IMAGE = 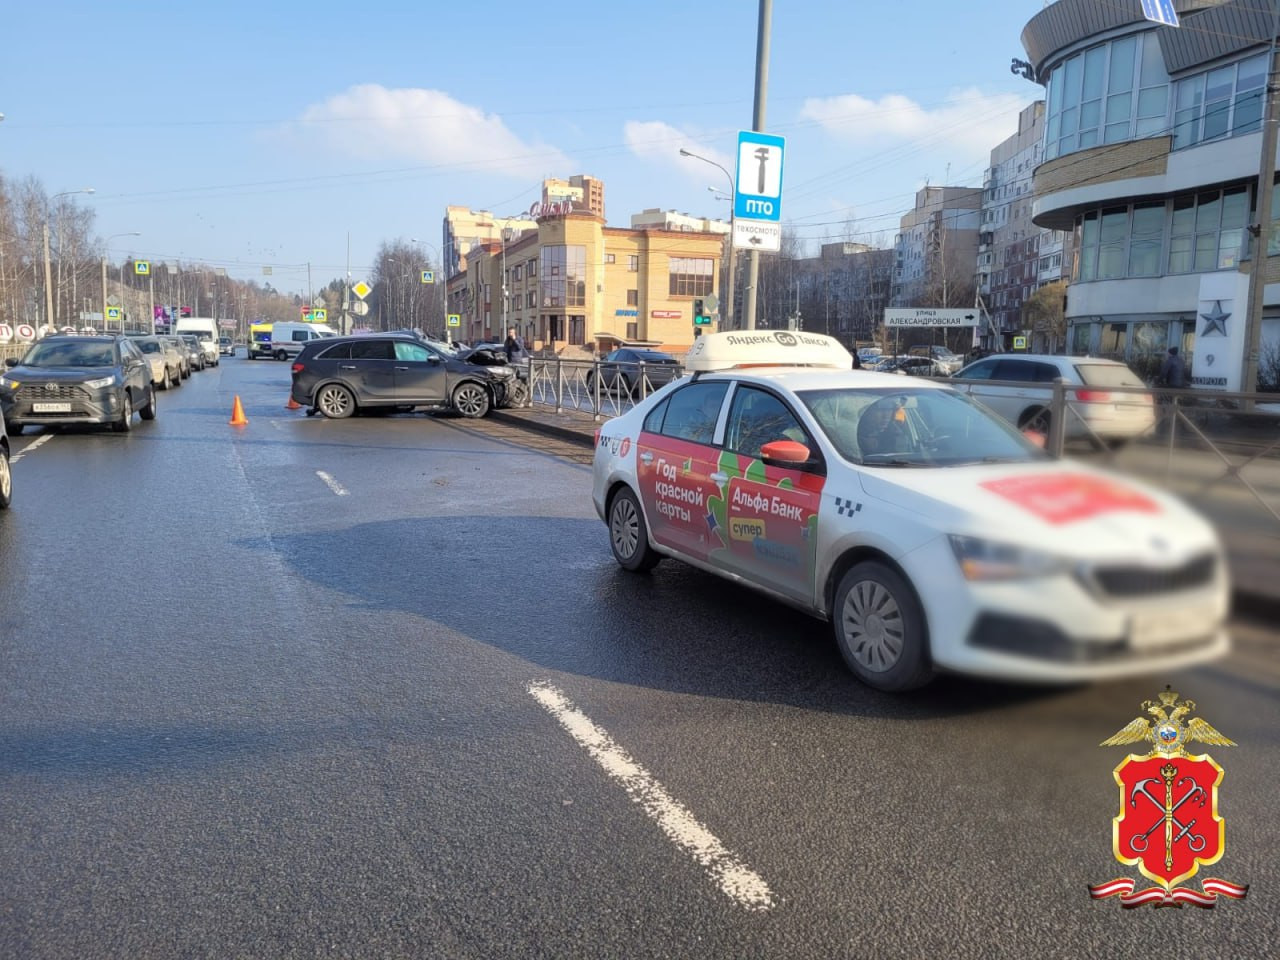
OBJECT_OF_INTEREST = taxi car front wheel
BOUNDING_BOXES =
[833,561,931,691]
[608,487,660,572]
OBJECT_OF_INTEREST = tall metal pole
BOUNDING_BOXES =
[42,220,54,329]
[744,0,772,330]
[1243,8,1280,399]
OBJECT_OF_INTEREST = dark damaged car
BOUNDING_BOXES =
[289,332,518,419]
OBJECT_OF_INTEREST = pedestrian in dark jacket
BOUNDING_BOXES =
[1159,347,1187,388]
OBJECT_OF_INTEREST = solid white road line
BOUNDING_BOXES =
[527,680,776,912]
[315,470,348,496]
[10,435,53,462]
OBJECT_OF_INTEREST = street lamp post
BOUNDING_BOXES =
[102,231,140,333]
[42,188,94,331]
[680,149,736,329]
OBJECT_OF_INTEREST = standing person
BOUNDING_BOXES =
[504,326,527,363]
[1159,346,1186,388]
[851,348,862,370]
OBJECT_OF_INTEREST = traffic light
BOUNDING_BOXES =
[692,298,711,326]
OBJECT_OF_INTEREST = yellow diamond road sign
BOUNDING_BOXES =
[352,281,371,300]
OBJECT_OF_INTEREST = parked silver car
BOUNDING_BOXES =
[950,353,1155,443]
[133,336,184,389]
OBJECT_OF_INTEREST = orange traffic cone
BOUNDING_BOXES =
[285,395,301,410]
[229,395,249,426]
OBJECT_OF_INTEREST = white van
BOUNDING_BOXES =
[269,322,338,360]
[174,317,221,366]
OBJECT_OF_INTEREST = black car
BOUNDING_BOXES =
[586,348,682,395]
[453,343,530,406]
[289,333,516,419]
[0,335,157,433]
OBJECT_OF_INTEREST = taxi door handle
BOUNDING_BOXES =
[710,472,728,484]
[640,452,654,464]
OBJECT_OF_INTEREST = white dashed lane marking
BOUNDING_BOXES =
[527,680,776,912]
[316,470,348,496]
[10,435,53,462]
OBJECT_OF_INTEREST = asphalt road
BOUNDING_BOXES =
[1,355,1275,959]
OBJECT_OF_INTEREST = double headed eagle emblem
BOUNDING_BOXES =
[1100,686,1235,759]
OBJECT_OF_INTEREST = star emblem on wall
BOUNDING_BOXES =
[1199,300,1230,337]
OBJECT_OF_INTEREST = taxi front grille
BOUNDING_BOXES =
[1089,553,1216,598]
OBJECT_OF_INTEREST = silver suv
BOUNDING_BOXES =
[950,354,1155,442]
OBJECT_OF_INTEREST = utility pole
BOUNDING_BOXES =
[1243,8,1280,399]
[743,0,772,330]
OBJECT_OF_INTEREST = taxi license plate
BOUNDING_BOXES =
[1130,605,1218,650]
[32,402,71,413]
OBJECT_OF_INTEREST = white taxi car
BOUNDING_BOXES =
[591,331,1229,691]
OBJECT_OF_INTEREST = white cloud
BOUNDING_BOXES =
[625,121,733,181]
[800,88,1034,162]
[293,84,569,178]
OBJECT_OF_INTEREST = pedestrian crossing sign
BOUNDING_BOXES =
[134,260,150,275]
[106,306,122,321]
[447,314,461,327]
[421,270,435,284]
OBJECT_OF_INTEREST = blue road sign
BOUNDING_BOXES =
[734,130,786,223]
[1140,0,1179,27]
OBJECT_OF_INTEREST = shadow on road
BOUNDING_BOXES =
[255,515,1076,722]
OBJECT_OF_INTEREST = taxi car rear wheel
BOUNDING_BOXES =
[832,561,931,691]
[608,487,660,572]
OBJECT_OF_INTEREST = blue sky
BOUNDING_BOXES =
[2,1,1043,295]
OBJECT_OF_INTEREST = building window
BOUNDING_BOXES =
[604,254,616,264]
[528,259,537,278]
[668,256,714,297]
[569,316,585,345]
[626,289,638,306]
[549,316,563,341]
[626,321,638,340]
[514,264,522,281]
[540,245,586,309]
[1044,33,1169,160]
[1173,53,1266,149]
[628,255,639,272]
[527,291,536,308]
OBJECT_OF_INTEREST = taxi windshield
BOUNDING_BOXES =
[798,386,1045,467]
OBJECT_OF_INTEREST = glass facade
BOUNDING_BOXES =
[1073,186,1250,281]
[1044,33,1168,160]
[1172,54,1265,149]
[539,245,586,309]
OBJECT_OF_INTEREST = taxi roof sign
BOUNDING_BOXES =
[682,330,853,372]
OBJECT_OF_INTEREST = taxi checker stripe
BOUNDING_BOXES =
[834,497,862,517]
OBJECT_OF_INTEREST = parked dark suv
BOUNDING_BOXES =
[290,333,516,419]
[1,335,157,433]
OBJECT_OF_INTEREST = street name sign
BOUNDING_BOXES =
[734,130,785,223]
[883,307,981,328]
[732,219,781,252]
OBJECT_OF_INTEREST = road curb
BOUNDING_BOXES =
[491,408,597,447]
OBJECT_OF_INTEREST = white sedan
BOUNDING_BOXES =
[591,331,1230,691]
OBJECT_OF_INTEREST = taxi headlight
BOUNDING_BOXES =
[949,535,1071,581]
[84,375,118,390]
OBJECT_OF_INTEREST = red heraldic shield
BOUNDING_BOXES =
[1113,754,1225,889]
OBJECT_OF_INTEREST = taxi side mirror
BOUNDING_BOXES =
[760,439,812,468]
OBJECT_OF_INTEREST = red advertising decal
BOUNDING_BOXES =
[979,472,1159,524]
[650,310,682,319]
